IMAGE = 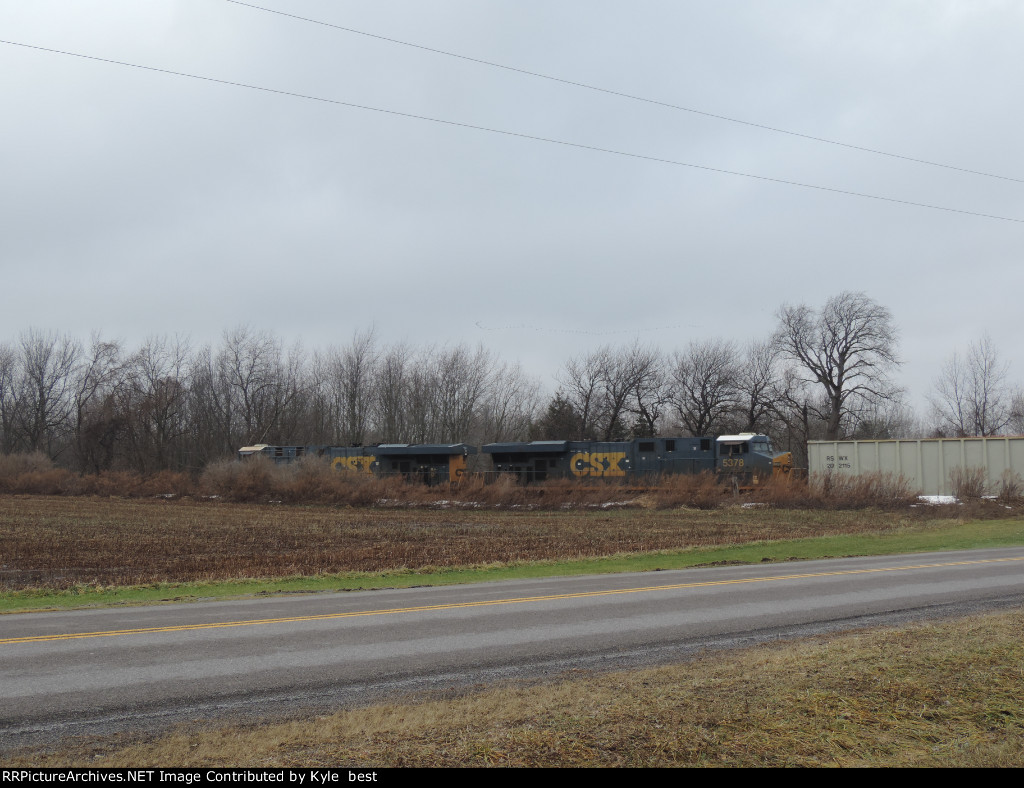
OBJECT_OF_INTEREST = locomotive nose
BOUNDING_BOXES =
[773,452,793,474]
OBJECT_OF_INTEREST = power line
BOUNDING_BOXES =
[227,0,1024,185]
[2,38,1022,225]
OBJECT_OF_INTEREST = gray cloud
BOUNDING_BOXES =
[2,0,1022,409]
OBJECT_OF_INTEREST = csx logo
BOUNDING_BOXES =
[570,452,628,477]
[332,455,376,474]
[449,455,468,482]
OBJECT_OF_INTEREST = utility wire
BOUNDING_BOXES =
[3,38,1022,225]
[227,0,1023,185]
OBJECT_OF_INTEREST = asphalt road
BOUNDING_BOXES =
[3,546,1024,750]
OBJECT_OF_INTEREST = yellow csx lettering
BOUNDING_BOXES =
[449,455,468,482]
[570,452,627,477]
[332,455,376,474]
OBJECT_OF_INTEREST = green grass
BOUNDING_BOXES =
[4,515,1023,614]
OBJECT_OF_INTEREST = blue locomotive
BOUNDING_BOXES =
[237,443,476,485]
[239,433,792,486]
[483,433,791,486]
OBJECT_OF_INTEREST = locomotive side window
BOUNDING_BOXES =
[700,439,711,451]
[665,440,675,452]
[639,442,655,453]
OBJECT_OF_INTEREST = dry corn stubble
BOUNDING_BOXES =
[0,493,942,591]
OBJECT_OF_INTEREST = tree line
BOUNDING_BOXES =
[1,292,1021,473]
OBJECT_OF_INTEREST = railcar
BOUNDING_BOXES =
[237,443,476,484]
[240,433,792,486]
[483,433,792,486]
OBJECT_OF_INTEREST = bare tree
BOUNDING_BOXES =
[0,342,18,453]
[558,342,665,440]
[372,343,411,443]
[13,329,81,456]
[851,399,921,439]
[929,333,1013,436]
[558,348,611,440]
[319,328,379,445]
[775,291,901,440]
[121,335,192,471]
[533,391,582,440]
[1009,390,1024,436]
[202,327,306,452]
[477,360,540,442]
[628,353,670,438]
[403,351,440,444]
[734,340,779,433]
[72,334,126,472]
[433,344,494,442]
[670,339,740,436]
[765,364,822,469]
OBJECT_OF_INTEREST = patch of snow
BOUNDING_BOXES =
[917,495,957,505]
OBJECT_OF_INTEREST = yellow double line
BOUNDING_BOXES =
[3,556,1022,645]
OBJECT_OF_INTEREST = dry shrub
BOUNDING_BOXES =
[200,456,291,502]
[949,466,988,501]
[0,453,197,498]
[649,472,725,510]
[535,477,631,508]
[339,474,428,507]
[0,451,55,477]
[137,470,195,497]
[750,474,815,508]
[996,469,1022,503]
[78,471,150,497]
[751,472,918,510]
[450,475,651,510]
[199,456,434,506]
[7,468,75,495]
[451,473,506,506]
[0,452,74,494]
[286,456,347,502]
[805,471,919,510]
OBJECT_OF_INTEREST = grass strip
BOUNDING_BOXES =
[4,516,1023,613]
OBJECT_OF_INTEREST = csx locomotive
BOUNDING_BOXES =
[237,442,476,485]
[239,433,793,486]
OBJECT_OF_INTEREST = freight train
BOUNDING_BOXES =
[238,433,793,487]
[237,442,476,485]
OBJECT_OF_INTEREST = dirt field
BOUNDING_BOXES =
[0,493,981,591]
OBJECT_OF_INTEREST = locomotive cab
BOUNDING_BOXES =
[716,433,791,485]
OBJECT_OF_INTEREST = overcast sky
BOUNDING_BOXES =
[2,0,1022,411]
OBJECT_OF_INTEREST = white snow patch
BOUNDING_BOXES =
[917,495,957,505]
